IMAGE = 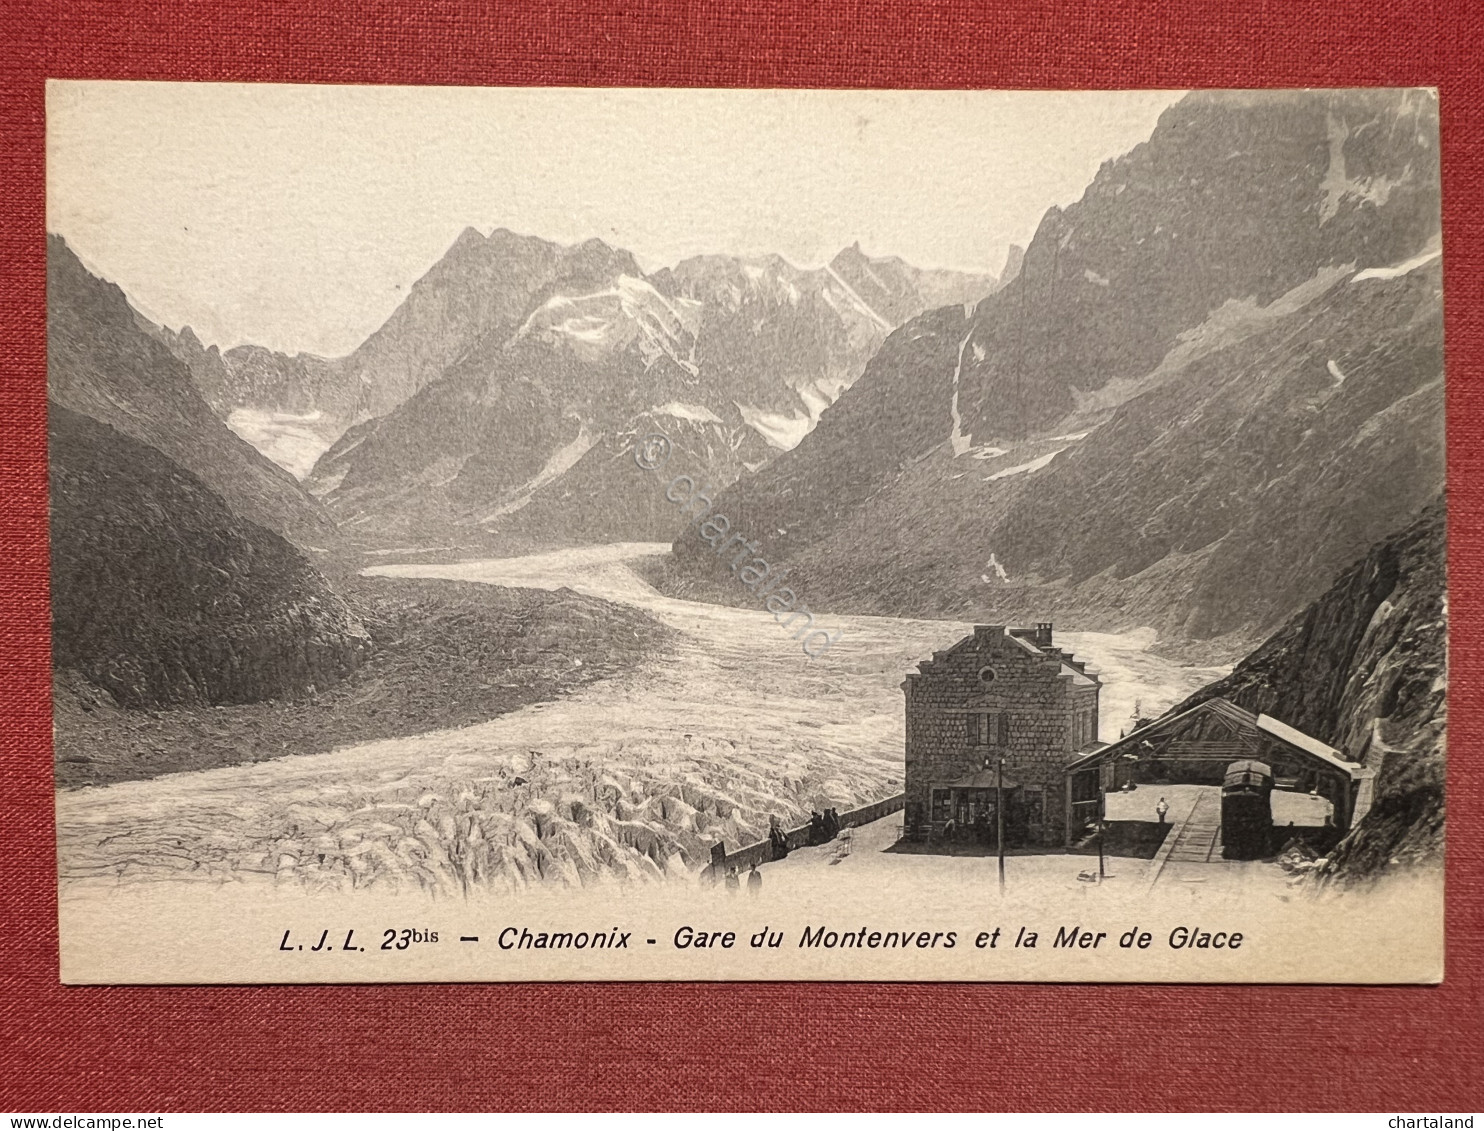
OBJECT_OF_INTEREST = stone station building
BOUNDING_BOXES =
[902,623,1101,847]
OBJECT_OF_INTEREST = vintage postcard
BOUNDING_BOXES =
[47,83,1445,983]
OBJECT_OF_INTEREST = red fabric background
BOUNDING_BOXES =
[3,0,1482,1112]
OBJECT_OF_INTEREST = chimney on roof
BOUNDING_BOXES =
[1035,622,1053,648]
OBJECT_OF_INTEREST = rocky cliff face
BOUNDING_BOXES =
[49,404,369,708]
[306,308,760,544]
[1174,499,1445,880]
[48,236,338,548]
[955,88,1439,440]
[669,89,1443,653]
[997,244,1025,288]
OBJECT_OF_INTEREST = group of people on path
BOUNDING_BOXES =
[766,807,844,858]
[808,808,843,846]
[718,806,849,892]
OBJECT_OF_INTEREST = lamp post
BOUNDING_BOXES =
[991,757,1034,894]
[1096,766,1110,881]
[996,756,1006,894]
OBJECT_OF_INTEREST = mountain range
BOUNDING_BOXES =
[665,87,1444,655]
[46,228,1000,705]
[301,237,996,544]
[50,88,1447,665]
[147,230,999,545]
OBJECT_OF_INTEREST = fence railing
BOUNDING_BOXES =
[706,793,906,878]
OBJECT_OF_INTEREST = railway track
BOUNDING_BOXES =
[1165,789,1223,863]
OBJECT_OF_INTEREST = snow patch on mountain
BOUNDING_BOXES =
[655,402,723,424]
[735,377,848,452]
[515,275,703,375]
[1071,265,1353,420]
[968,444,1008,460]
[986,446,1073,481]
[224,409,337,480]
[1352,245,1442,283]
[823,263,893,332]
[948,331,974,457]
[737,403,815,451]
[798,383,834,420]
[480,424,599,522]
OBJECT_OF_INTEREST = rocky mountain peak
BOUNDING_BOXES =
[450,224,487,250]
[998,244,1025,286]
[828,241,869,271]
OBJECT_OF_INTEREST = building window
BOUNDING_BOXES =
[1073,710,1093,748]
[978,666,997,686]
[1023,787,1045,824]
[968,712,1011,747]
[932,789,952,822]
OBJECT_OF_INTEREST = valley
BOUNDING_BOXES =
[663,90,1444,655]
[55,543,1227,894]
[46,86,1449,911]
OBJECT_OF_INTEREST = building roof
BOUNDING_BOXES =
[1255,714,1356,775]
[1064,696,1362,780]
[1226,759,1273,776]
[1062,663,1099,688]
[910,624,1101,686]
[1004,633,1044,657]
